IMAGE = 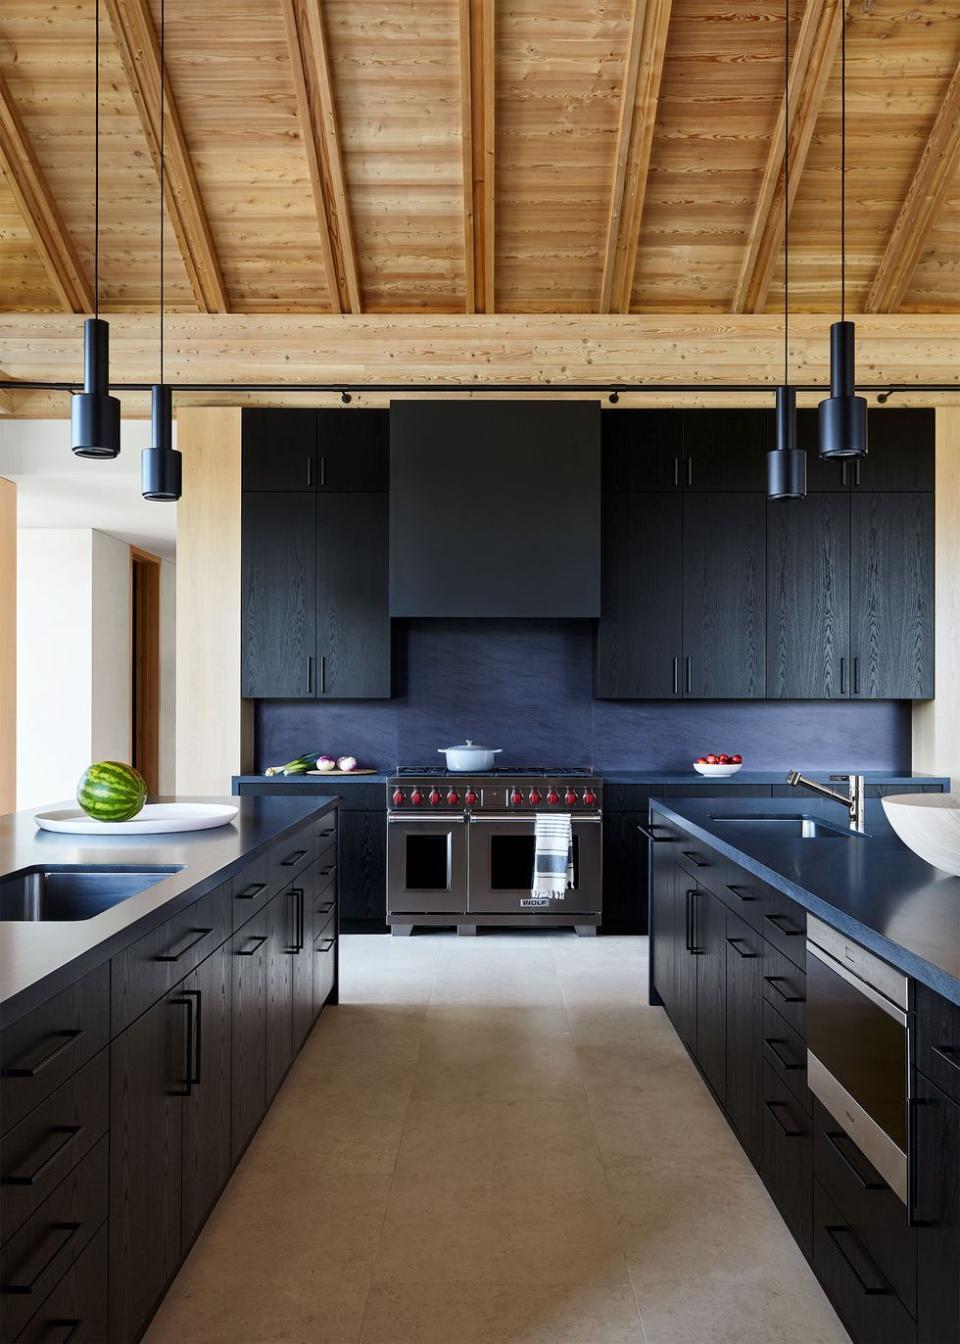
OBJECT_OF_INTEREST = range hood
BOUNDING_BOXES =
[389,401,601,618]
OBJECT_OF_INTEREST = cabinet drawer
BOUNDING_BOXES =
[13,1221,108,1344]
[112,880,231,1032]
[761,999,810,1113]
[0,1136,107,1342]
[271,831,314,886]
[1,1051,108,1244]
[813,1179,917,1344]
[759,894,806,971]
[761,1060,813,1258]
[763,944,807,1038]
[0,966,110,1137]
[813,1101,916,1316]
[915,982,960,1105]
[313,913,336,1012]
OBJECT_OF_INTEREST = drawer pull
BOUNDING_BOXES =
[4,1031,83,1079]
[155,927,213,963]
[764,1036,803,1071]
[316,938,335,953]
[763,912,803,937]
[932,1043,960,1074]
[764,975,804,1004]
[2,1221,80,1294]
[281,849,308,867]
[764,1098,805,1138]
[726,884,756,902]
[824,1129,887,1191]
[236,934,268,957]
[3,1126,82,1186]
[726,936,758,959]
[825,1224,890,1296]
[681,850,710,868]
[236,882,267,901]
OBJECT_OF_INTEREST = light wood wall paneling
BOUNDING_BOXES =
[175,408,251,795]
[0,68,94,314]
[459,0,496,314]
[105,0,228,314]
[913,408,960,789]
[0,478,15,814]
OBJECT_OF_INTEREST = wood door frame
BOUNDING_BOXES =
[131,546,161,796]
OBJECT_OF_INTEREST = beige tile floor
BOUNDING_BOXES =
[145,933,850,1344]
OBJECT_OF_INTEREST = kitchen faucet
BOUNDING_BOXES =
[786,771,866,833]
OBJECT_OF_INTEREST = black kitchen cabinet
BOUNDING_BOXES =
[850,492,934,699]
[316,409,389,490]
[725,907,764,1165]
[595,493,683,698]
[767,492,851,698]
[602,410,684,491]
[316,493,391,698]
[695,885,727,1104]
[180,943,232,1250]
[682,410,770,492]
[914,1073,960,1344]
[241,492,317,698]
[242,409,316,491]
[265,889,294,1100]
[230,915,269,1164]
[682,494,766,698]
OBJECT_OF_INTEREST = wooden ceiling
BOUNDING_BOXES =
[0,0,958,321]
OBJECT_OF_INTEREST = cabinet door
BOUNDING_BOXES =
[265,890,294,1099]
[695,887,726,1104]
[650,839,677,1012]
[316,493,391,698]
[316,409,389,490]
[683,494,766,698]
[850,492,934,698]
[181,944,232,1249]
[915,1073,960,1344]
[673,876,699,1052]
[858,409,935,491]
[231,916,268,1165]
[601,410,683,491]
[290,881,314,1051]
[595,493,683,698]
[725,908,764,1165]
[767,493,851,698]
[683,410,769,491]
[242,409,316,490]
[110,991,186,1342]
[241,492,317,698]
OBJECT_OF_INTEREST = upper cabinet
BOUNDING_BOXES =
[242,409,389,492]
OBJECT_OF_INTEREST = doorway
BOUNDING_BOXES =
[131,548,161,796]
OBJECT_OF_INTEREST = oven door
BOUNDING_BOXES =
[387,816,467,914]
[466,816,602,915]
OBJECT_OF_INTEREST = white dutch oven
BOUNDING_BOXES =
[439,741,502,772]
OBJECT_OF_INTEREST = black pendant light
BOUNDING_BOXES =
[767,0,806,501]
[142,0,182,502]
[72,0,120,458]
[819,3,867,460]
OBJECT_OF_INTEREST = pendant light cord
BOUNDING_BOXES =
[784,0,789,387]
[94,0,100,321]
[159,0,165,385]
[840,1,846,324]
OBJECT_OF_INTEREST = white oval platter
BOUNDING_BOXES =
[34,803,239,836]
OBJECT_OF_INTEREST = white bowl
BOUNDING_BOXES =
[881,793,960,876]
[692,762,743,778]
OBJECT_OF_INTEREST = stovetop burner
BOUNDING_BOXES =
[394,765,594,779]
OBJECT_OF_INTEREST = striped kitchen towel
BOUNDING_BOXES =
[532,812,574,899]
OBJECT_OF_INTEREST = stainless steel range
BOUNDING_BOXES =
[386,767,603,936]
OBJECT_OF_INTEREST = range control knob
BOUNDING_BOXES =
[429,788,442,806]
[564,789,578,806]
[392,789,405,806]
[529,789,542,805]
[465,789,478,806]
[511,789,524,806]
[547,790,561,805]
[583,789,597,807]
[411,789,424,806]
[447,790,460,806]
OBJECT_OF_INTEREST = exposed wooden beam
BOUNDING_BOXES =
[105,0,228,313]
[459,0,495,314]
[731,0,844,315]
[0,69,94,314]
[282,0,361,315]
[865,60,960,314]
[599,0,673,314]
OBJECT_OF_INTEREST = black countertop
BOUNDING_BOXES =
[0,795,338,1025]
[649,795,960,1004]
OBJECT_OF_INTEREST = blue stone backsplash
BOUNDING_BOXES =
[254,620,911,773]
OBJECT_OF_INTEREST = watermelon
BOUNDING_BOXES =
[77,761,147,822]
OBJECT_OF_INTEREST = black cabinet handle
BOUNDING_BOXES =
[932,1043,960,1074]
[672,656,680,695]
[763,911,803,937]
[726,936,758,959]
[3,1126,82,1187]
[764,1098,805,1138]
[3,1031,83,1079]
[2,1222,81,1294]
[824,1129,886,1191]
[825,1224,890,1296]
[155,927,213,963]
[726,883,755,903]
[637,824,674,844]
[317,938,335,953]
[684,656,692,694]
[764,1036,803,1072]
[236,934,268,957]
[281,849,308,868]
[764,975,804,1004]
[237,882,267,901]
[681,850,710,869]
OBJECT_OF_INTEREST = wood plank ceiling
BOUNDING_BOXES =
[0,0,957,319]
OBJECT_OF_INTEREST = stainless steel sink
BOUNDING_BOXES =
[0,866,182,921]
[709,814,857,839]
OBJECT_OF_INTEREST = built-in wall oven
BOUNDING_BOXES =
[806,915,910,1203]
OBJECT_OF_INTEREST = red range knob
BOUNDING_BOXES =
[511,789,524,806]
[411,789,423,806]
[583,790,597,806]
[547,790,560,805]
[465,789,478,805]
[392,789,405,805]
[529,790,542,805]
[564,789,578,806]
[429,788,442,806]
[447,790,460,806]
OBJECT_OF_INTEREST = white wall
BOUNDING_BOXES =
[17,529,131,810]
[159,558,177,794]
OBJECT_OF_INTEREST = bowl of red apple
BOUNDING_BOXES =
[693,754,743,778]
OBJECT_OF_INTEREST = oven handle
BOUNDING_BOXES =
[468,815,603,824]
[387,815,466,823]
[806,941,908,1027]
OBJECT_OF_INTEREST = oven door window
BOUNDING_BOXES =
[490,834,579,891]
